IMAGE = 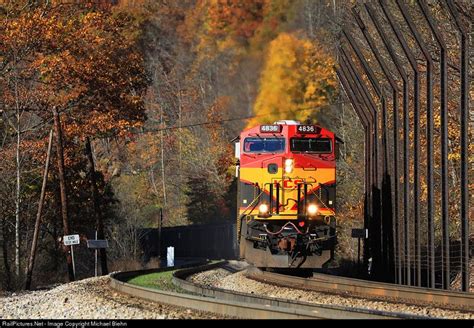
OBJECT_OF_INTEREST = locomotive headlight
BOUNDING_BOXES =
[284,158,294,173]
[259,204,269,214]
[307,204,318,216]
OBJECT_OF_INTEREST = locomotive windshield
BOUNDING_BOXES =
[290,138,332,153]
[244,137,285,153]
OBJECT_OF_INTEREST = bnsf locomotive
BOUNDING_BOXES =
[235,120,337,269]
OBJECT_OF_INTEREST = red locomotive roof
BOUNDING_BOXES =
[240,121,334,139]
[239,121,336,169]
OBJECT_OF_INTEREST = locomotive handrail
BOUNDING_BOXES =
[239,189,265,218]
[311,184,336,217]
[237,189,265,242]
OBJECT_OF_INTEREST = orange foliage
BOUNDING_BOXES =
[206,96,234,177]
[207,0,265,39]
[1,4,148,141]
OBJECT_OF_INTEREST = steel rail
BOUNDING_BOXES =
[172,262,426,319]
[110,275,315,319]
[247,269,474,311]
[109,261,424,319]
[109,261,320,319]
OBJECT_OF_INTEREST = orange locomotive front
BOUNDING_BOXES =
[235,120,337,268]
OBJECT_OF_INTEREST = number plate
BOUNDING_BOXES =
[260,125,282,133]
[296,125,320,134]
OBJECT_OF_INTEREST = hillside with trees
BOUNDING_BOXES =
[0,0,366,290]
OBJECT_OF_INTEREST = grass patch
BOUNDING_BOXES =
[127,270,184,292]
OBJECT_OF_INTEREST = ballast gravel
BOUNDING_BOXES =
[0,275,223,319]
[189,269,474,319]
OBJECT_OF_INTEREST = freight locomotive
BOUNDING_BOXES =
[235,120,337,269]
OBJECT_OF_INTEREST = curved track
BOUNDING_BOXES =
[110,261,426,319]
[246,267,474,311]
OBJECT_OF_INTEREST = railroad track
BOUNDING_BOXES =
[110,261,427,319]
[246,267,474,312]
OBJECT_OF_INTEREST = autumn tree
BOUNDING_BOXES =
[0,1,148,288]
[0,3,54,284]
[249,32,336,126]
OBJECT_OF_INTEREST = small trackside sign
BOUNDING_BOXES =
[87,239,109,249]
[351,228,368,239]
[63,234,80,246]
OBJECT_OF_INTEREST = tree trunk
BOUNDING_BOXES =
[176,77,182,169]
[85,137,108,275]
[13,59,21,279]
[160,105,167,207]
[53,107,75,282]
[25,129,54,290]
[15,106,20,278]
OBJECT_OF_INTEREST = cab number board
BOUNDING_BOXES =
[260,125,282,133]
[297,125,320,134]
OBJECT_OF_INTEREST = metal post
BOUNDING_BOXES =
[365,2,410,284]
[341,33,382,192]
[445,0,470,292]
[342,0,470,291]
[396,0,435,289]
[379,0,421,287]
[339,61,374,272]
[340,57,373,200]
[71,244,76,278]
[340,50,377,184]
[358,237,361,266]
[337,67,371,195]
[337,68,372,228]
[95,231,98,277]
[340,47,383,279]
[352,7,401,284]
[343,28,393,281]
[418,1,450,289]
[337,69,370,195]
[338,66,372,272]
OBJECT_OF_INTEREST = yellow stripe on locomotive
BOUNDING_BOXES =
[238,166,336,219]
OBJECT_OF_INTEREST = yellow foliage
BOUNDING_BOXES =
[248,32,336,127]
[190,0,293,67]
